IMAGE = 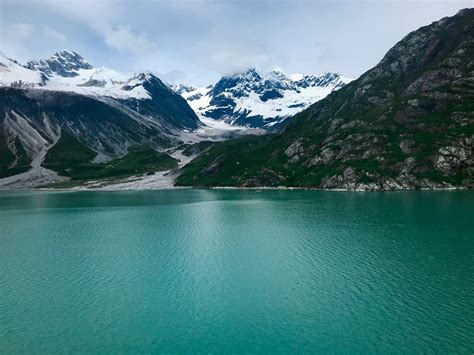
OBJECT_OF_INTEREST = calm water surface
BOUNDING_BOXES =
[0,190,473,353]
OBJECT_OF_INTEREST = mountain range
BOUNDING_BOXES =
[174,69,352,129]
[176,8,474,190]
[0,49,350,187]
[0,50,199,130]
[0,8,472,190]
[0,50,202,186]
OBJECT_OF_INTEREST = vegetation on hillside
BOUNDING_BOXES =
[0,135,31,178]
[176,9,474,190]
[42,131,178,181]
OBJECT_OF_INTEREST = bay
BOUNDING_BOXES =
[0,190,473,353]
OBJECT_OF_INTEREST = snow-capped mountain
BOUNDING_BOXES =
[25,50,94,76]
[0,52,47,88]
[174,68,353,129]
[0,49,351,185]
[2,50,157,101]
[0,50,204,184]
[0,50,199,130]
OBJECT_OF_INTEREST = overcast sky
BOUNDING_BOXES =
[1,0,472,85]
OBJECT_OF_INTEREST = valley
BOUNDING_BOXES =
[0,8,472,190]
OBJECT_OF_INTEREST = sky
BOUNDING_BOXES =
[1,0,472,85]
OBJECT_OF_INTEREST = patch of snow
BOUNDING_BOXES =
[42,68,152,100]
[288,73,304,81]
[0,51,154,100]
[174,68,355,127]
[0,52,44,88]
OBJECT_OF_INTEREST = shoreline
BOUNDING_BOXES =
[0,185,467,193]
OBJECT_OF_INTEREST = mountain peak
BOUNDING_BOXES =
[54,49,80,57]
[243,67,261,76]
[244,67,259,74]
[25,50,93,77]
[225,68,261,81]
[455,7,473,17]
[48,50,93,72]
[180,66,353,129]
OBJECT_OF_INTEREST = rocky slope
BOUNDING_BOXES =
[0,51,201,184]
[174,69,352,129]
[176,8,474,190]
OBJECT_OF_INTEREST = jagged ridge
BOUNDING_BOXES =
[175,68,352,129]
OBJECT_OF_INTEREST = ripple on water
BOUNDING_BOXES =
[0,190,473,353]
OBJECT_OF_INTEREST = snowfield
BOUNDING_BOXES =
[0,50,154,100]
[173,68,353,128]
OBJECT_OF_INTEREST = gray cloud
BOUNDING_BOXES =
[1,0,472,85]
[202,41,276,76]
[101,25,156,55]
[158,70,188,84]
[42,26,67,42]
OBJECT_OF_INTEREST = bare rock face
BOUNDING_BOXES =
[342,166,356,179]
[399,140,416,154]
[284,138,306,163]
[307,147,336,167]
[435,137,473,175]
[401,157,417,174]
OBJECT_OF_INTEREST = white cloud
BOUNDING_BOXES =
[2,23,65,43]
[0,23,35,61]
[2,0,471,84]
[31,0,155,55]
[207,47,273,76]
[35,0,121,24]
[157,69,187,84]
[100,25,155,55]
[42,26,67,41]
[8,23,35,40]
[0,22,67,60]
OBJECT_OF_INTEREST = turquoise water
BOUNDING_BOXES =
[0,190,473,353]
